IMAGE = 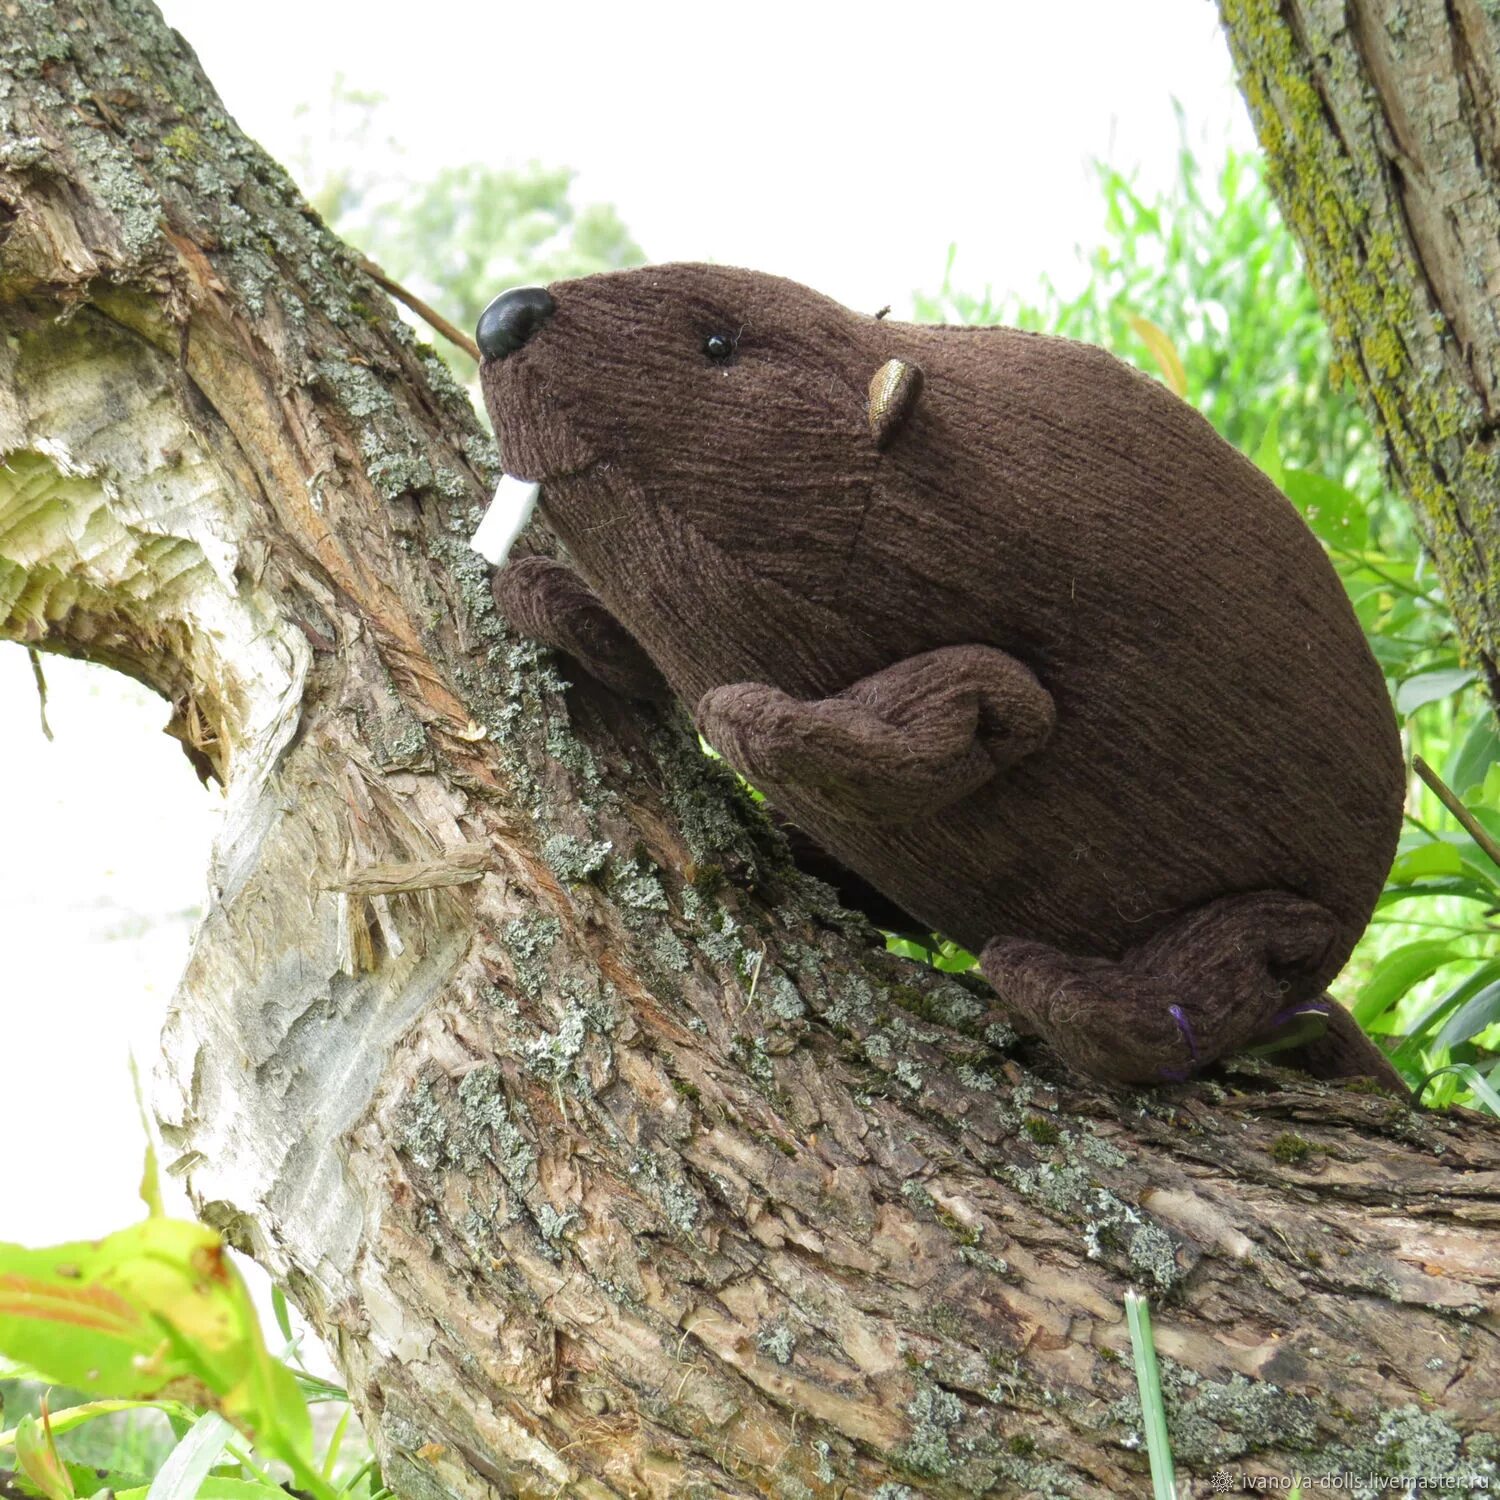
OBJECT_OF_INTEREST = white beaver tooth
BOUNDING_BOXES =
[470,475,541,565]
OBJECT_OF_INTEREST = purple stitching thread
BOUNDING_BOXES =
[1158,1004,1199,1082]
[1169,1004,1199,1062]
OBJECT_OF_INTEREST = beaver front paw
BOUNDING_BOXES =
[493,556,668,701]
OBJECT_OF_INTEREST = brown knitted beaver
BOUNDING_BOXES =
[475,263,1405,1086]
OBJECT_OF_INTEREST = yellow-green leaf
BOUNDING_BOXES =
[1127,314,1187,398]
[130,1055,165,1220]
[0,1220,306,1455]
[17,1410,75,1500]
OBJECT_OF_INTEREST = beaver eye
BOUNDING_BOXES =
[703,331,736,363]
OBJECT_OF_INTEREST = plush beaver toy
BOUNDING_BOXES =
[473,263,1405,1087]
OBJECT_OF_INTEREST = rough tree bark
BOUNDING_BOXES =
[1218,0,1500,704]
[1,3,1498,1496]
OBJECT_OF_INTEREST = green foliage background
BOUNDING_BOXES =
[918,136,1500,1112]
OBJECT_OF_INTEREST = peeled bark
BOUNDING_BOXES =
[2,3,1498,1495]
[1218,0,1500,703]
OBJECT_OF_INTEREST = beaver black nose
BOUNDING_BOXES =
[476,286,555,362]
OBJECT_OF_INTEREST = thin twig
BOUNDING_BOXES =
[27,646,52,741]
[356,253,481,363]
[1413,754,1500,872]
[746,946,765,1005]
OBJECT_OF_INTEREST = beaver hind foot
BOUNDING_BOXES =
[977,890,1388,1086]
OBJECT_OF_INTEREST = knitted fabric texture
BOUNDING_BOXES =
[481,263,1404,1086]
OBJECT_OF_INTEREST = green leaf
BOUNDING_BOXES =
[196,1482,293,1500]
[1375,875,1500,911]
[933,940,979,974]
[1395,668,1477,717]
[1383,836,1500,898]
[1446,714,1500,795]
[1390,959,1500,1061]
[1386,842,1464,883]
[2,1398,199,1453]
[1453,812,1500,885]
[1352,941,1466,1028]
[1283,468,1369,549]
[63,1460,148,1499]
[270,1287,292,1347]
[0,1220,309,1465]
[1417,1064,1500,1117]
[118,1482,291,1500]
[1432,977,1500,1052]
[147,1413,234,1500]
[16,1413,74,1500]
[1253,416,1284,488]
[1481,761,1500,808]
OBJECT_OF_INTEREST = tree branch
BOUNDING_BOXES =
[1218,0,1500,706]
[1,3,1497,1494]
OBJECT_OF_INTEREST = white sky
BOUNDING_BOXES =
[4,0,1250,1269]
[160,0,1254,316]
[0,654,215,1238]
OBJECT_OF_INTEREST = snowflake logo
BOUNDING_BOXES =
[1210,1471,1236,1495]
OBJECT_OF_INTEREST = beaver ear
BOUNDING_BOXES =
[867,358,924,449]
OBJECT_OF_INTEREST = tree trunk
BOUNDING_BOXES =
[2,4,1498,1495]
[1218,0,1500,704]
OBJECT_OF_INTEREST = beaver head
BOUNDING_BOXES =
[475,265,928,691]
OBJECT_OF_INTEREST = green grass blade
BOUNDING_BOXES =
[146,1412,233,1500]
[336,1458,379,1498]
[1417,1063,1500,1116]
[1124,1291,1176,1500]
[1,1399,200,1452]
[270,1286,293,1346]
[321,1404,352,1482]
[291,1370,350,1404]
